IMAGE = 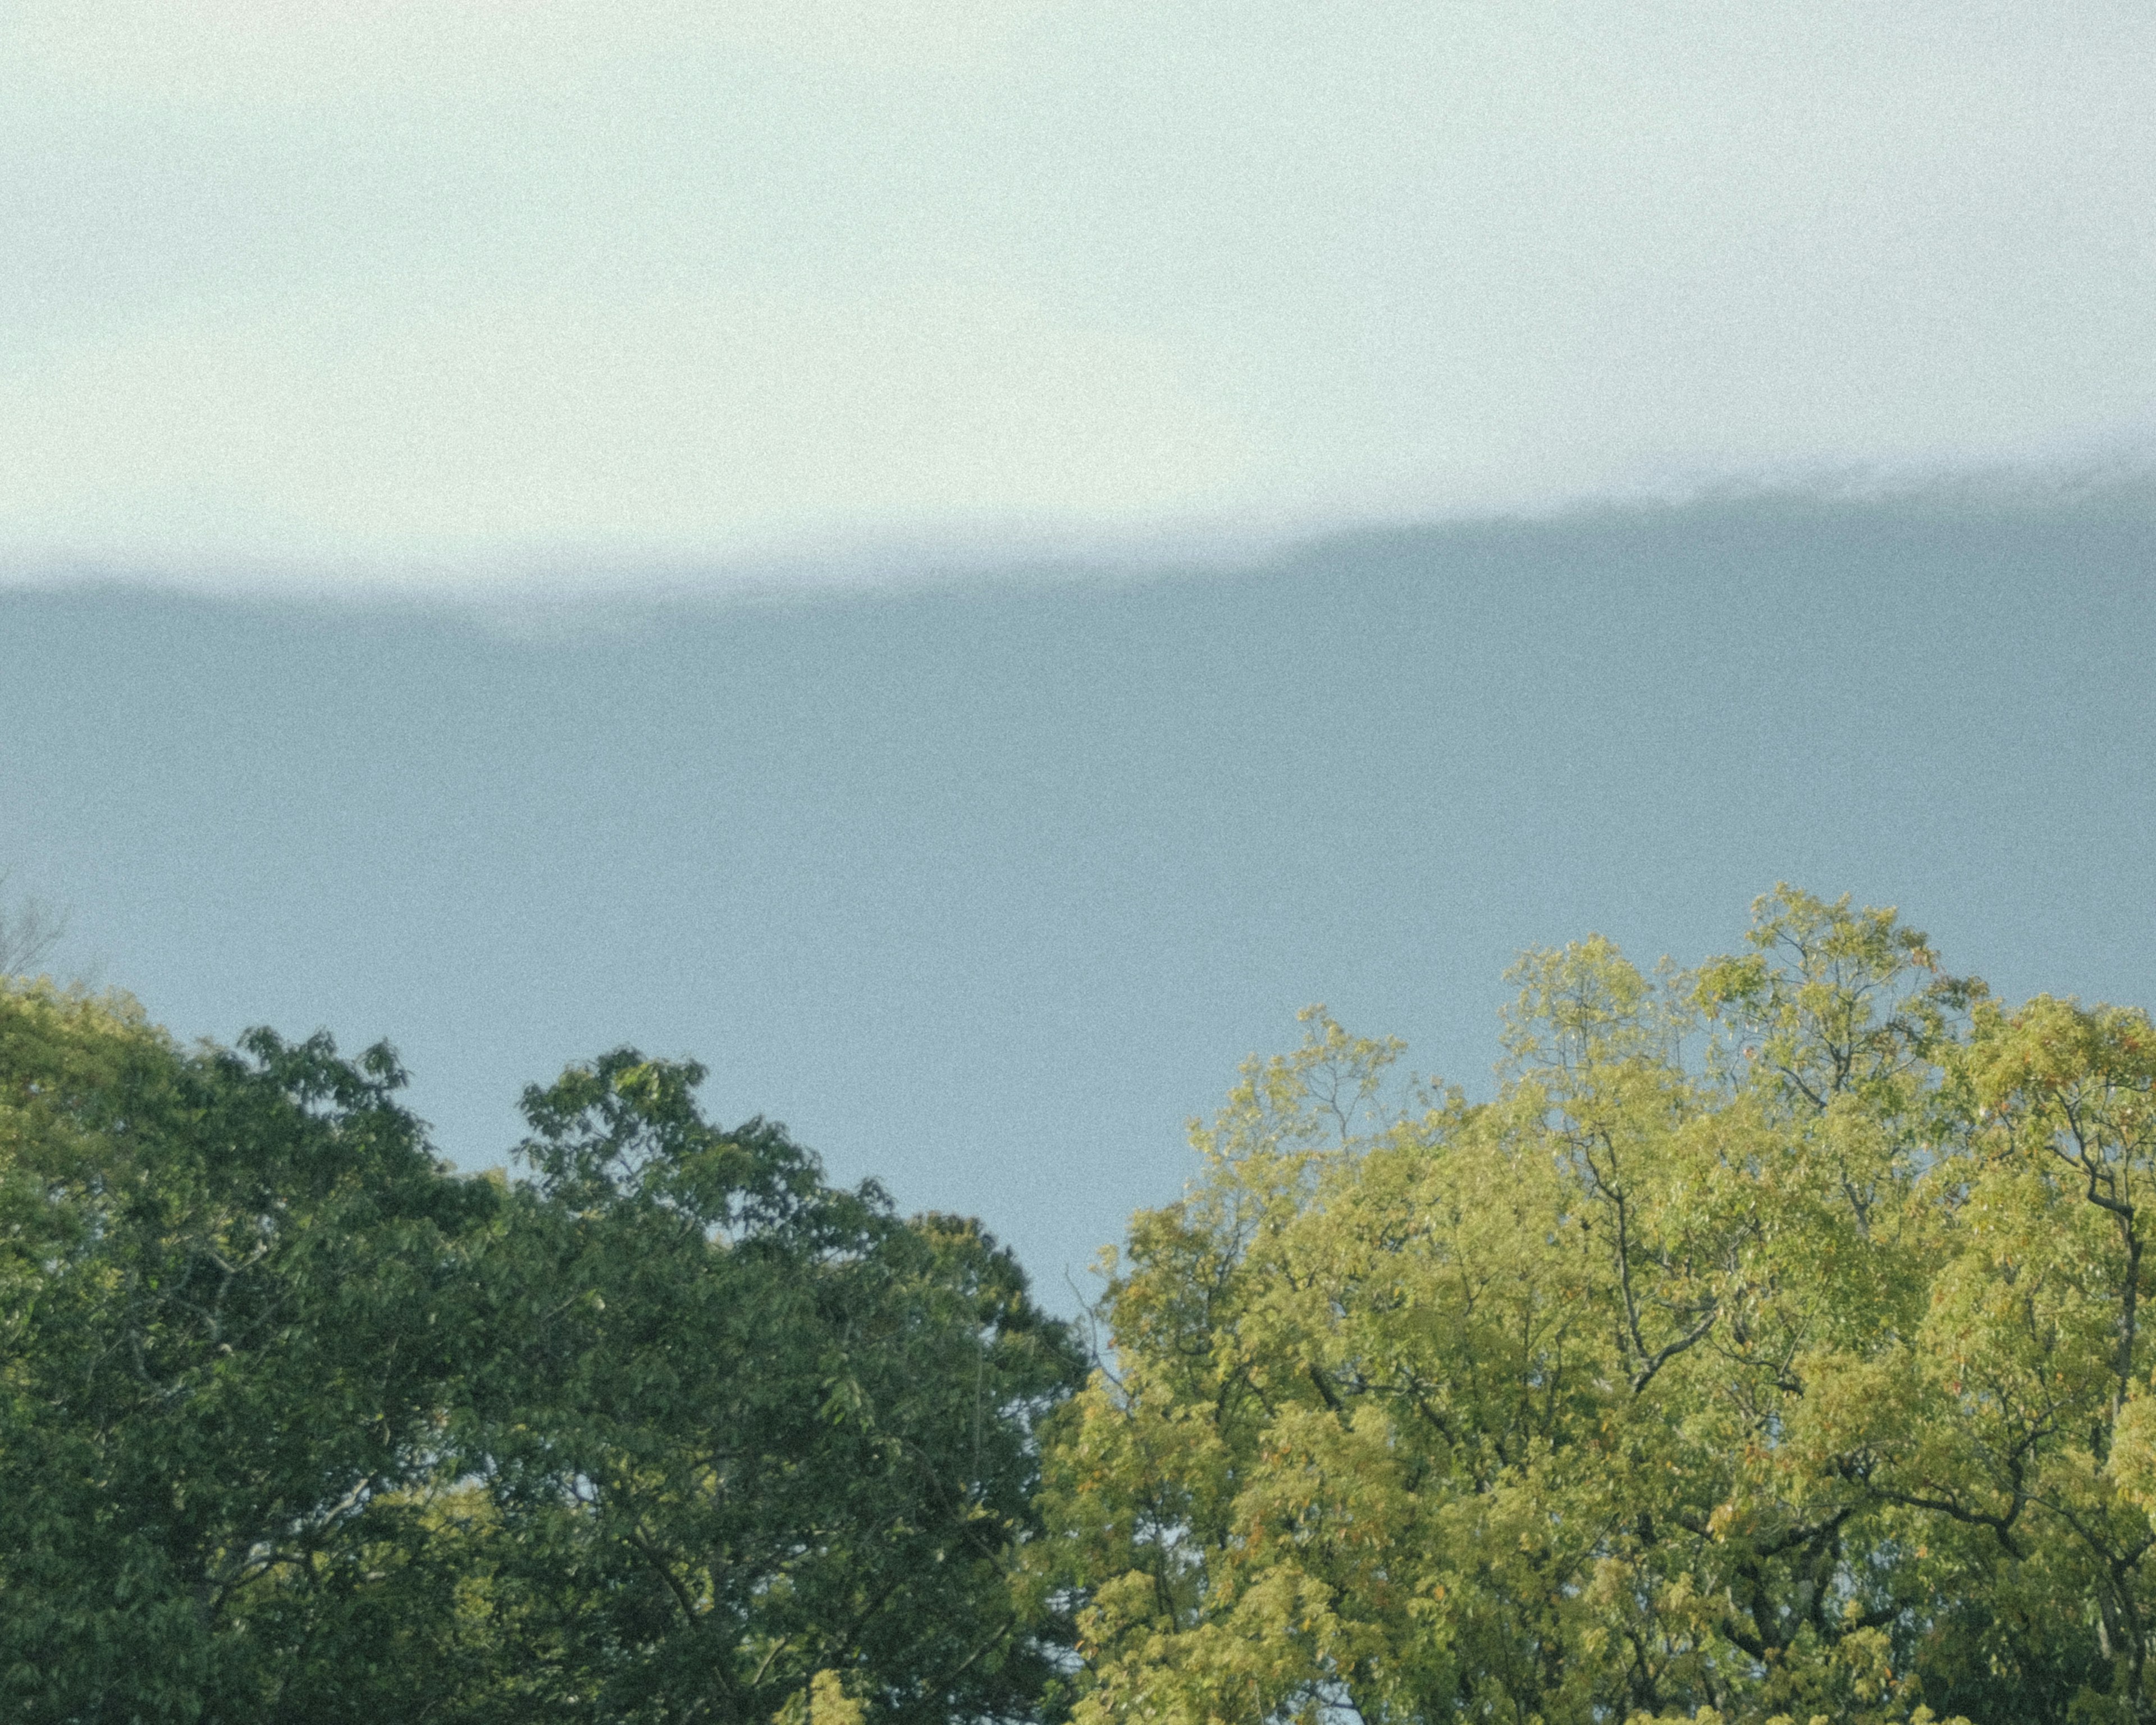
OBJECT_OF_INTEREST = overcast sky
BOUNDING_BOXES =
[4,1,2152,579]
[5,490,2153,1299]
[4,7,2154,1298]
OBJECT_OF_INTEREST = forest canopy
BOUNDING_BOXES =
[0,989,1081,1723]
[4,887,2155,1725]
[1039,888,2156,1725]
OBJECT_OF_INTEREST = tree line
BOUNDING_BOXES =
[5,888,2155,1723]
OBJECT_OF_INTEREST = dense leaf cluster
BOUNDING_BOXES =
[1036,889,2156,1725]
[0,991,1081,1723]
[10,886,2156,1725]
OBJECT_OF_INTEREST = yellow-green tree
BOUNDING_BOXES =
[1039,889,2156,1725]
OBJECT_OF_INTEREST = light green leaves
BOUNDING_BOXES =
[1043,891,2148,1725]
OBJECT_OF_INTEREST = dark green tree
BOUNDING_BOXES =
[1,985,1082,1724]
[454,1049,1086,1725]
[0,981,496,1722]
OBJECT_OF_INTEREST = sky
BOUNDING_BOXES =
[4,486,2153,1300]
[2,1,2153,573]
[2,5,2153,1302]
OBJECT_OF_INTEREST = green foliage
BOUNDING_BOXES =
[0,981,495,1721]
[0,988,1080,1724]
[13,885,2156,1725]
[453,1049,1087,1724]
[1039,888,2156,1725]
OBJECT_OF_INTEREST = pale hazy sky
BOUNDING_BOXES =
[5,1,2153,578]
[6,492,2153,1297]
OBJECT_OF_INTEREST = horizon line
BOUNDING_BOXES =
[4,444,2150,613]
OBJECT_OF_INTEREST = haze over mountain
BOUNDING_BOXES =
[6,483,2150,1297]
[4,4,2151,1293]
